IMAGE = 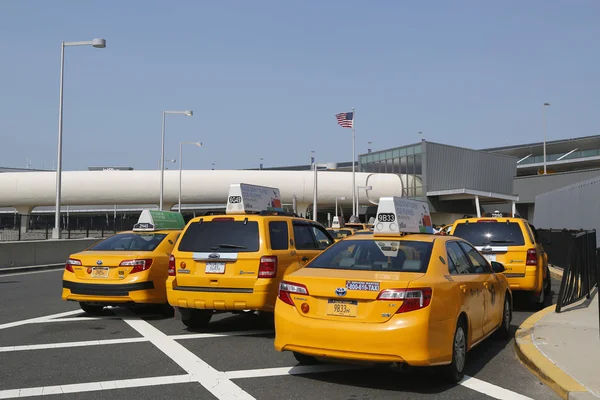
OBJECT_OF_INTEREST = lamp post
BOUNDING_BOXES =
[159,158,176,170]
[542,103,550,175]
[53,38,106,239]
[312,162,338,222]
[335,196,346,217]
[259,158,264,170]
[356,185,372,222]
[160,110,193,210]
[310,150,315,166]
[211,163,216,170]
[178,141,202,212]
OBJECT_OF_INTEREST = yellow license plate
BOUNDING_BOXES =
[91,267,109,278]
[326,299,358,317]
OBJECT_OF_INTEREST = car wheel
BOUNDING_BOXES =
[181,309,212,329]
[293,351,320,365]
[442,320,467,382]
[495,294,511,340]
[80,302,104,314]
[544,268,552,296]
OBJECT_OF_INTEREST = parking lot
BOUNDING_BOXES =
[0,268,561,400]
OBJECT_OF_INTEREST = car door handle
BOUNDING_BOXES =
[460,284,467,293]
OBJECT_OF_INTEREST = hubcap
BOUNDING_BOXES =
[454,327,466,372]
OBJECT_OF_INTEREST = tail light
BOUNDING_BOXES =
[477,219,498,223]
[259,256,277,278]
[377,288,432,313]
[120,259,153,273]
[168,255,176,276]
[526,248,537,265]
[65,258,81,273]
[278,281,308,306]
[212,217,235,221]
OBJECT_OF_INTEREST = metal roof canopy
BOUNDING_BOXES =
[427,188,519,204]
[481,134,600,159]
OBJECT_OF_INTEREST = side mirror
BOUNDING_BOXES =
[491,261,506,273]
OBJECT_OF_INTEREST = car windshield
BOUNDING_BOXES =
[453,222,525,246]
[327,229,354,239]
[307,239,433,272]
[89,233,168,251]
[178,220,260,253]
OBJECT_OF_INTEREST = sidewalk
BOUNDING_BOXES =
[516,280,599,400]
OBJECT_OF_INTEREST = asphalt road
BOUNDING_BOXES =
[0,268,561,400]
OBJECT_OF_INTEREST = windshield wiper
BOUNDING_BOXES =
[210,244,247,250]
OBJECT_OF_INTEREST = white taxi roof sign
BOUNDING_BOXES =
[226,183,284,214]
[133,210,185,232]
[373,197,434,236]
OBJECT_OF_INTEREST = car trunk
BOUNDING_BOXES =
[72,251,151,281]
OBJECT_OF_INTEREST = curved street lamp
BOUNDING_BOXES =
[178,141,202,212]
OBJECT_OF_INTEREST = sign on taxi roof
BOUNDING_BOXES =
[374,197,433,236]
[133,210,185,231]
[226,183,284,214]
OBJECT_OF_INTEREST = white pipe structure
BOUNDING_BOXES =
[0,171,404,212]
[312,162,337,221]
[335,196,346,217]
[356,185,372,218]
[178,141,202,212]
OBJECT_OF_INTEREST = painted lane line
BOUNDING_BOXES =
[114,309,255,400]
[0,374,193,399]
[0,310,83,330]
[459,375,534,400]
[170,329,272,340]
[0,337,148,353]
[30,317,121,323]
[225,364,363,380]
[0,268,63,278]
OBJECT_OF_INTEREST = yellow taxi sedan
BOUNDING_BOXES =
[274,197,512,382]
[62,210,184,314]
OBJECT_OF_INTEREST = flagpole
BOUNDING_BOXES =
[352,107,356,217]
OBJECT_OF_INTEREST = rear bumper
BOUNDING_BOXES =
[505,266,543,292]
[167,281,274,311]
[61,280,163,304]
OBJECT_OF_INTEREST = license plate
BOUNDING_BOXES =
[205,262,225,274]
[326,299,358,317]
[483,254,496,262]
[91,267,109,278]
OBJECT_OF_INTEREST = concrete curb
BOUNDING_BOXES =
[0,263,63,275]
[514,266,593,400]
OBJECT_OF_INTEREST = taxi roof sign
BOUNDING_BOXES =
[133,210,185,231]
[374,197,434,236]
[226,183,284,215]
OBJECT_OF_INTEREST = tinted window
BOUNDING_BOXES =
[459,242,492,273]
[327,229,354,240]
[89,233,167,251]
[269,221,289,250]
[307,239,433,272]
[312,225,333,249]
[293,224,318,250]
[178,220,259,252]
[453,222,525,246]
[446,241,470,274]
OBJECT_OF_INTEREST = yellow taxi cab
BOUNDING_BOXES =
[167,183,335,328]
[344,222,371,231]
[62,210,185,314]
[450,212,550,306]
[326,228,356,242]
[274,197,512,382]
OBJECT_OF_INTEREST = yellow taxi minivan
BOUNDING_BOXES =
[167,184,335,328]
[62,210,185,314]
[450,212,550,306]
[274,197,512,382]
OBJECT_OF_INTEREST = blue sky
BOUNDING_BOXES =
[1,0,599,171]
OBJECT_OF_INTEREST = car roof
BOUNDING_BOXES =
[348,233,455,243]
[453,217,526,224]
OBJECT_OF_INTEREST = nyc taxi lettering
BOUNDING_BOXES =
[346,280,380,291]
[239,270,255,275]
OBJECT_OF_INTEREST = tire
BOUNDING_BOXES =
[293,351,320,365]
[441,319,467,382]
[80,302,104,314]
[495,294,511,340]
[181,309,212,329]
[544,267,552,296]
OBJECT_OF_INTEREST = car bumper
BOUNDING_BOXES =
[505,266,542,292]
[167,281,275,311]
[273,300,453,366]
[61,280,164,304]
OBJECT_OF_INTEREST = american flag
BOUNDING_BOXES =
[335,111,354,128]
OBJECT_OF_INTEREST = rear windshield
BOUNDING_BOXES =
[89,233,167,251]
[327,229,354,239]
[307,239,433,273]
[178,220,259,253]
[453,222,525,246]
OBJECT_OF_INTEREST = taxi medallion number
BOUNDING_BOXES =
[327,299,358,317]
[205,262,225,274]
[91,267,109,278]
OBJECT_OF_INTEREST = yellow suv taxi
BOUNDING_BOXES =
[450,213,550,306]
[167,183,335,328]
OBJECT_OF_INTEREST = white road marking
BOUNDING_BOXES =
[459,375,534,400]
[170,329,271,340]
[0,310,82,330]
[225,364,363,380]
[0,266,63,278]
[30,317,121,323]
[0,374,193,399]
[113,309,255,400]
[0,337,148,353]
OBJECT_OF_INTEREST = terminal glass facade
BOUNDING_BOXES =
[359,143,424,199]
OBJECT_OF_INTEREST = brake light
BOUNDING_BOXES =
[526,248,537,266]
[278,281,308,306]
[120,259,153,273]
[377,288,432,313]
[168,255,176,276]
[212,217,234,221]
[477,219,498,223]
[259,256,277,278]
[65,258,81,273]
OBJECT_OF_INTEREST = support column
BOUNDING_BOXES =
[511,201,516,217]
[295,202,311,219]
[475,196,481,217]
[15,206,33,236]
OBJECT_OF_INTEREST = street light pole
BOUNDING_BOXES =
[313,162,338,222]
[351,107,356,217]
[178,141,202,213]
[335,196,346,218]
[53,38,106,239]
[542,103,550,175]
[159,110,193,210]
[356,185,372,222]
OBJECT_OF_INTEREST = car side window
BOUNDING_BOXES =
[529,224,541,244]
[293,223,318,250]
[269,221,289,250]
[446,242,470,275]
[311,225,334,249]
[458,242,492,273]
